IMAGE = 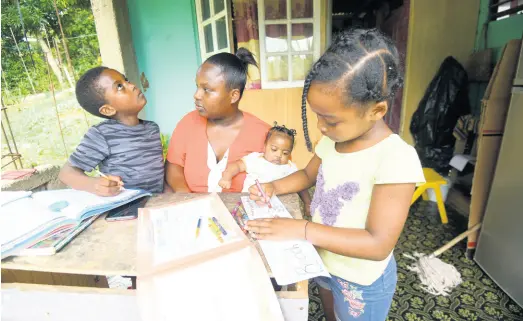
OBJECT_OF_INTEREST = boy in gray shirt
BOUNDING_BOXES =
[59,67,164,195]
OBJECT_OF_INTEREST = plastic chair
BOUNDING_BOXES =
[411,168,449,224]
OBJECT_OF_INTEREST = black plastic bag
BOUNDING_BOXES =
[410,56,471,175]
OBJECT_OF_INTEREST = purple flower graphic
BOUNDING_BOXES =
[311,165,360,226]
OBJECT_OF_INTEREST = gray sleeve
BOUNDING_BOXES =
[68,126,109,172]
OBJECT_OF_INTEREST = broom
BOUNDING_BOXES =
[403,223,482,296]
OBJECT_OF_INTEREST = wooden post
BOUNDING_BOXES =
[53,37,75,89]
[52,0,75,81]
[9,27,36,94]
[45,54,69,159]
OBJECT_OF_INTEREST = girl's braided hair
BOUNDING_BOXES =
[265,121,297,150]
[301,28,403,151]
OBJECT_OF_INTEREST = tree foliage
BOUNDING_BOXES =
[1,0,101,97]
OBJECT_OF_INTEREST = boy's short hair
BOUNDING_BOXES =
[75,66,110,119]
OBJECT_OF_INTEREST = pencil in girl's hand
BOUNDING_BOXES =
[255,179,272,208]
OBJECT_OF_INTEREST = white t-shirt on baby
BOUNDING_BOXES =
[241,152,298,192]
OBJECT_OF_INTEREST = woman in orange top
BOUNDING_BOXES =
[166,48,270,193]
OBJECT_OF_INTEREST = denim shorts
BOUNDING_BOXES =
[314,257,397,321]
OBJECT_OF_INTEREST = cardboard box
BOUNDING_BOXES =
[466,39,522,257]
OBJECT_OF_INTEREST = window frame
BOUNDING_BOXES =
[194,0,234,61]
[257,0,322,89]
[488,0,523,21]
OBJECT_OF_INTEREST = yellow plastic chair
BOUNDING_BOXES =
[411,168,449,224]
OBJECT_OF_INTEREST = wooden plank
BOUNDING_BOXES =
[1,193,302,277]
[2,283,139,321]
[2,282,308,321]
[1,270,108,288]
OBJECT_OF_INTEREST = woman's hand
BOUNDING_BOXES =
[248,183,275,205]
[245,218,308,241]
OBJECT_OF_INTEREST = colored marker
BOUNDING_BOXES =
[238,205,249,222]
[212,217,228,236]
[255,179,272,208]
[231,201,242,217]
[208,218,224,243]
[195,216,202,238]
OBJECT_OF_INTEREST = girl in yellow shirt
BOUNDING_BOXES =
[246,29,425,321]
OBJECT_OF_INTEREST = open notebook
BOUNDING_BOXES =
[241,195,330,285]
[137,193,284,321]
[1,189,151,259]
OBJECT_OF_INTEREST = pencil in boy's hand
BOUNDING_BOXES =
[255,179,272,208]
[195,216,202,238]
[95,169,124,187]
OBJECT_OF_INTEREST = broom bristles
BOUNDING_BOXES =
[404,252,462,296]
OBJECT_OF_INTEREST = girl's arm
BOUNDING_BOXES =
[165,162,191,193]
[247,183,415,261]
[298,189,312,216]
[251,155,321,199]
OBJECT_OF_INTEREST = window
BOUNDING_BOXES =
[489,0,523,21]
[258,0,321,88]
[194,0,322,89]
[195,0,234,60]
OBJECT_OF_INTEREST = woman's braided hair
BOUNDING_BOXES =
[265,121,297,150]
[301,28,404,151]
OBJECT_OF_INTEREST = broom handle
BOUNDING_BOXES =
[432,223,482,257]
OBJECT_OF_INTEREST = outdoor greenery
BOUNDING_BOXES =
[1,0,103,169]
[2,0,101,98]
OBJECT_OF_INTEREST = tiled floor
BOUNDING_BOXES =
[307,201,523,321]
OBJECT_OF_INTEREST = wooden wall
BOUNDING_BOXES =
[239,88,322,169]
[400,0,480,144]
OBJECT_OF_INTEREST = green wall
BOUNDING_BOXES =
[471,0,523,114]
[126,0,202,136]
[475,0,523,60]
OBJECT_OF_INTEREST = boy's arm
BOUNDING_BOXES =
[59,162,122,196]
[165,162,191,193]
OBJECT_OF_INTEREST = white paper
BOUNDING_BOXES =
[147,197,242,266]
[138,246,284,321]
[450,154,475,171]
[0,197,64,246]
[0,191,32,207]
[241,196,330,285]
[31,189,144,220]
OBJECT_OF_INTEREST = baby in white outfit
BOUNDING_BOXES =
[219,123,311,213]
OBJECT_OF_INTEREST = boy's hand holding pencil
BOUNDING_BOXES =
[93,170,124,197]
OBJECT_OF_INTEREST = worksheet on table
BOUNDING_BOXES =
[147,198,242,266]
[241,196,330,285]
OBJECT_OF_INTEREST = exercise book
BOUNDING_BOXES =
[1,189,151,259]
[241,195,330,285]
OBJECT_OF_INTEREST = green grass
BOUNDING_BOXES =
[1,90,102,170]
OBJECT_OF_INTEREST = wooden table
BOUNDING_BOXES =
[1,193,309,321]
[1,193,303,277]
